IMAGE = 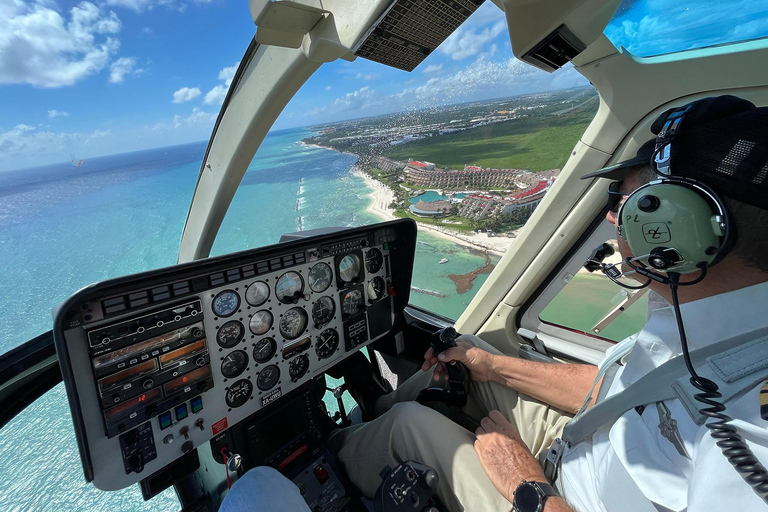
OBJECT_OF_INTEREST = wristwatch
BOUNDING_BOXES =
[512,480,559,512]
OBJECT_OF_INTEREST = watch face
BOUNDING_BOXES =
[513,483,542,512]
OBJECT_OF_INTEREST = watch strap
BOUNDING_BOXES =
[535,482,558,498]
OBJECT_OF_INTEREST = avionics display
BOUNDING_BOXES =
[54,220,416,491]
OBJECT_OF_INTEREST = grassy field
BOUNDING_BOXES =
[539,273,649,343]
[392,209,476,232]
[383,98,598,172]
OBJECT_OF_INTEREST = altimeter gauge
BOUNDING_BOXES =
[315,328,339,359]
[279,307,308,340]
[245,281,270,306]
[212,290,240,317]
[308,262,333,292]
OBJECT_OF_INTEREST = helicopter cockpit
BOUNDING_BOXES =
[2,0,768,511]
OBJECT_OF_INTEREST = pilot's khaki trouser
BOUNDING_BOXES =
[335,335,572,512]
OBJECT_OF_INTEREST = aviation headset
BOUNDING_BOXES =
[601,102,768,502]
[615,104,733,283]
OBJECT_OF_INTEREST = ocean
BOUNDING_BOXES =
[0,128,496,510]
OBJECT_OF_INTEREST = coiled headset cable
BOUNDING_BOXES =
[668,272,768,503]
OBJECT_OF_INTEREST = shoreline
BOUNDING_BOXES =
[351,166,513,257]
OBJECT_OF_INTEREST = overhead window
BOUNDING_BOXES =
[605,0,768,57]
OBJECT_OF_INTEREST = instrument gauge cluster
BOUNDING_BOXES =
[53,220,412,492]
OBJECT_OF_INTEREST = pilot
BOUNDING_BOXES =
[220,95,768,512]
[329,95,768,512]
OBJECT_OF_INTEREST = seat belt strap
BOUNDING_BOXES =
[572,335,637,419]
[563,328,768,445]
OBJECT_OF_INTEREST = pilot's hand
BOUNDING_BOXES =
[474,410,546,504]
[421,338,496,382]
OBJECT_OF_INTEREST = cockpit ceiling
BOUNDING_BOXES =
[354,0,485,71]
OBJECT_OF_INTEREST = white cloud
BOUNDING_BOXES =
[0,123,112,163]
[0,1,122,88]
[439,19,507,61]
[203,62,239,105]
[48,110,69,118]
[324,85,332,91]
[422,64,443,74]
[355,72,380,81]
[150,107,217,131]
[203,85,226,105]
[173,86,202,103]
[333,86,376,112]
[218,63,237,86]
[106,0,192,13]
[397,55,586,108]
[109,56,142,83]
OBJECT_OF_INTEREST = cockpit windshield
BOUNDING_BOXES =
[605,0,768,57]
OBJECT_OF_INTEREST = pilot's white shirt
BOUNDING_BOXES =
[558,281,768,512]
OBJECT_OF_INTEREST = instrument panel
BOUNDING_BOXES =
[53,220,416,491]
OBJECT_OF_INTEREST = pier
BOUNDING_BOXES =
[411,286,446,298]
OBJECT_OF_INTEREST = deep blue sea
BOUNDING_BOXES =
[0,128,495,510]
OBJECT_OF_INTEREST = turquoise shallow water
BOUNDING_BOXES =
[0,128,493,510]
[408,191,467,204]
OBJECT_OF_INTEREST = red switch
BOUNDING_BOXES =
[313,464,329,484]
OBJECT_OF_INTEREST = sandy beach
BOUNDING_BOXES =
[352,167,514,257]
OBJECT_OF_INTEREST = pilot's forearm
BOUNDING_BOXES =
[490,356,598,414]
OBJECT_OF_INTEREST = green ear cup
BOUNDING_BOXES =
[617,181,726,274]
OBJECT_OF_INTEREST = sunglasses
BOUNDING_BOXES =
[607,181,629,213]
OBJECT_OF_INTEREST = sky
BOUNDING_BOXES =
[1,0,766,171]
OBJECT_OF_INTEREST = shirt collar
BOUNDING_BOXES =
[619,281,768,389]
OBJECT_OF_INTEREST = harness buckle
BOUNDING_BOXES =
[543,437,569,482]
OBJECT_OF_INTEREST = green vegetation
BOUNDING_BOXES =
[384,100,597,172]
[392,209,476,232]
[540,274,649,343]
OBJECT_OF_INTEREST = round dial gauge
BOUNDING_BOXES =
[338,254,362,283]
[221,350,248,378]
[245,281,270,307]
[289,354,310,382]
[257,364,280,391]
[279,307,308,340]
[252,337,276,363]
[365,248,383,273]
[367,276,386,303]
[217,320,244,348]
[212,290,240,317]
[316,328,339,359]
[249,310,273,335]
[225,379,253,408]
[342,289,365,318]
[312,296,335,327]
[275,271,304,304]
[308,262,333,293]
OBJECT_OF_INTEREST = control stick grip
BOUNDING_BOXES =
[431,327,460,358]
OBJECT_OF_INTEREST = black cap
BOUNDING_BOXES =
[582,95,768,209]
[581,139,656,180]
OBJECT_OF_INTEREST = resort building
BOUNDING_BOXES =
[409,199,453,217]
[404,164,554,189]
[458,178,556,220]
